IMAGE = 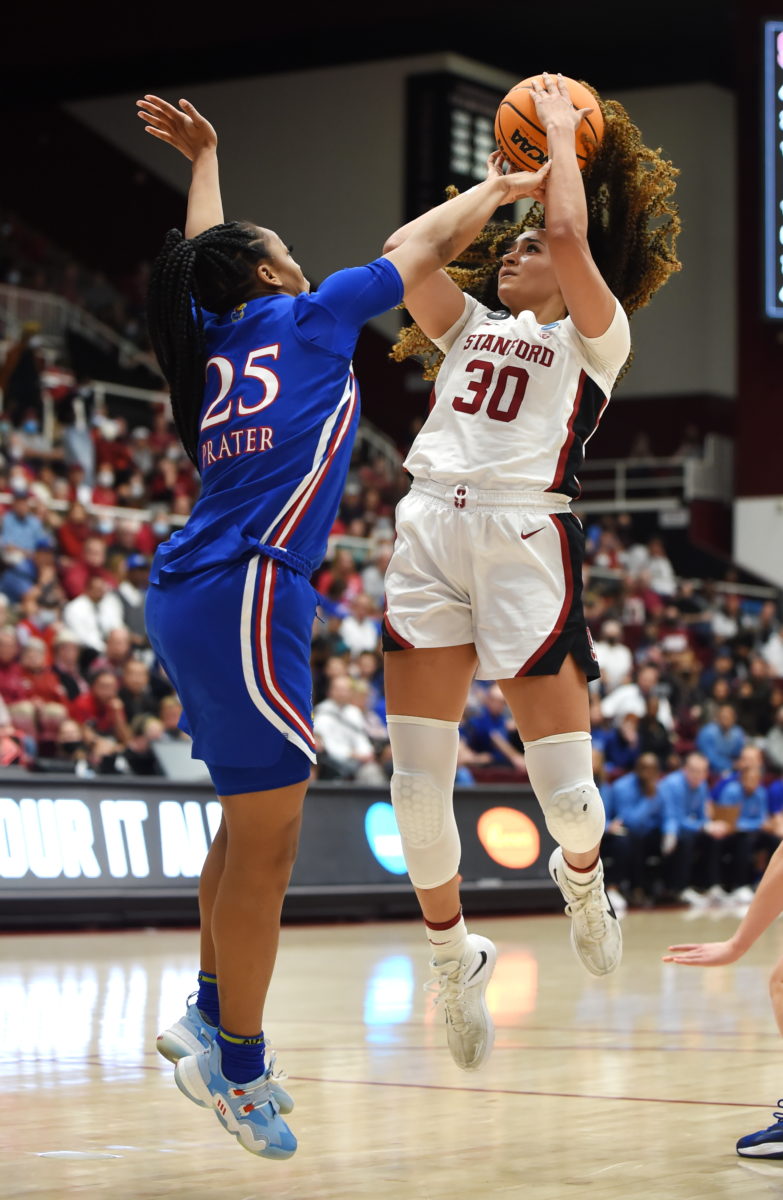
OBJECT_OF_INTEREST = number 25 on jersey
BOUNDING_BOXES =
[201,345,281,431]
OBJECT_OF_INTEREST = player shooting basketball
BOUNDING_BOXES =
[382,71,681,1071]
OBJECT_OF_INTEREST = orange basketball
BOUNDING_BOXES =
[494,74,604,172]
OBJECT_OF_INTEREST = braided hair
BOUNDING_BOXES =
[146,221,270,465]
[391,85,682,383]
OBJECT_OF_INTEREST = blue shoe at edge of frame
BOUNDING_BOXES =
[737,1104,783,1159]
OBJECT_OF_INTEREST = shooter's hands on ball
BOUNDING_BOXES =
[136,95,217,161]
[663,939,743,967]
[531,71,594,136]
[485,150,550,201]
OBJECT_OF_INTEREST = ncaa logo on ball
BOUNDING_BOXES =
[510,129,548,166]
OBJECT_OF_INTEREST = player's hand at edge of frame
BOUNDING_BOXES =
[485,150,550,205]
[662,940,742,967]
[136,95,218,162]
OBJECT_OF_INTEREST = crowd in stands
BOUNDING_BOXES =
[2,219,783,913]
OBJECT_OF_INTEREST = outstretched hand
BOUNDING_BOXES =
[136,95,217,161]
[662,940,742,967]
[485,150,550,204]
[531,71,592,134]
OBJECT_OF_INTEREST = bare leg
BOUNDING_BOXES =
[384,644,477,923]
[770,952,783,1036]
[500,654,598,868]
[213,779,307,1034]
[198,815,226,974]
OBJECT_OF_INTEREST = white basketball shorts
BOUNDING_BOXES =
[382,480,600,682]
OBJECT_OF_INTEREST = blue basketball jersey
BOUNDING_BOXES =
[150,257,403,582]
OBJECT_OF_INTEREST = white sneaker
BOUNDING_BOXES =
[426,934,496,1071]
[730,886,756,905]
[679,887,710,909]
[549,848,622,977]
[606,887,628,916]
[708,884,733,907]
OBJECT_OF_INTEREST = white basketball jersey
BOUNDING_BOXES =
[403,294,631,497]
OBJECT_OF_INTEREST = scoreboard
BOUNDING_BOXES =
[405,71,516,224]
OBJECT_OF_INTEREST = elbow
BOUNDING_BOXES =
[383,231,403,254]
[543,219,586,248]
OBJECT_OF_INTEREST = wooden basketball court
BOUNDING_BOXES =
[5,906,783,1198]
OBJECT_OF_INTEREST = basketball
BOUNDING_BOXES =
[494,75,604,173]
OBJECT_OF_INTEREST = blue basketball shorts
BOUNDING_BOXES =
[145,554,317,794]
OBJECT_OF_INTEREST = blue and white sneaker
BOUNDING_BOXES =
[157,995,294,1114]
[175,1039,297,1160]
[157,993,216,1064]
[737,1103,783,1158]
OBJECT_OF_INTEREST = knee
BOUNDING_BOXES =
[387,716,462,889]
[228,815,301,885]
[390,768,460,890]
[542,781,605,854]
[523,732,604,853]
[266,817,302,877]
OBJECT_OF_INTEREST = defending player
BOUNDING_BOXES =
[136,94,550,1157]
[381,72,681,1070]
[665,838,783,1158]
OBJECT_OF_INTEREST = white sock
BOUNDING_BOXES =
[561,852,602,888]
[426,915,468,965]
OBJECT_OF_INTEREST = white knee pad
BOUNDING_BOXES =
[524,731,605,854]
[387,715,461,890]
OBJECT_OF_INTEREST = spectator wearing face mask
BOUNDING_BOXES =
[593,619,633,694]
[149,511,171,548]
[92,466,118,507]
[118,658,158,722]
[30,717,92,775]
[94,416,135,478]
[16,584,62,660]
[123,714,165,776]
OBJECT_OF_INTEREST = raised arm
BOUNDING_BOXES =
[136,96,223,238]
[664,838,783,966]
[382,154,550,341]
[530,72,616,338]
